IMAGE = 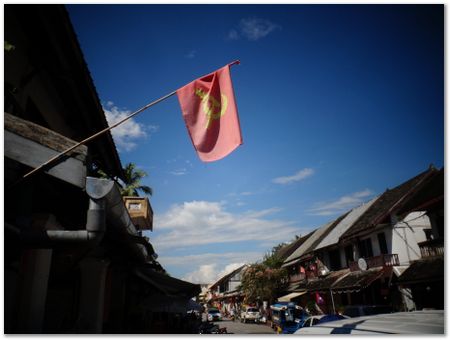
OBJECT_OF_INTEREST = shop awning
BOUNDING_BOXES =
[223,290,242,298]
[286,280,307,292]
[331,267,386,293]
[306,268,350,292]
[278,291,307,302]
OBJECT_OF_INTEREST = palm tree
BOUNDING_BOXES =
[120,162,153,197]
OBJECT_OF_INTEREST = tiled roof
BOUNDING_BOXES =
[340,167,438,241]
[331,267,385,293]
[395,168,444,216]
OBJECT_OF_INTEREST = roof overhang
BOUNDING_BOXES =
[397,257,444,285]
[277,291,307,302]
[331,267,386,294]
[135,265,201,298]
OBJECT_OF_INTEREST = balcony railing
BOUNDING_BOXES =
[419,239,444,258]
[349,254,399,272]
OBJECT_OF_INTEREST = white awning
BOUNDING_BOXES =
[277,291,307,302]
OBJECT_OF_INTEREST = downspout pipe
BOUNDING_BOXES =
[18,198,106,246]
[10,177,114,247]
[8,177,154,262]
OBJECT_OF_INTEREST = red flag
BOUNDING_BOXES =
[177,61,243,162]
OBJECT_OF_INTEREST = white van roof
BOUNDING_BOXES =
[294,310,444,334]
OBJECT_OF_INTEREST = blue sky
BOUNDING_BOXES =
[67,4,443,283]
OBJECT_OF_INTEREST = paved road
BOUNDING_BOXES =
[216,319,276,334]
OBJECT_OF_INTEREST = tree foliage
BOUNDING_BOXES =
[120,162,153,196]
[96,162,153,197]
[239,244,289,304]
[240,264,288,304]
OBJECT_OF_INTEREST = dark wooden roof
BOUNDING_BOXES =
[395,168,444,217]
[5,5,124,180]
[340,167,439,241]
[397,256,444,285]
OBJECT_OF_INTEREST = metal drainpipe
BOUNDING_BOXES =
[16,197,105,247]
[8,177,154,262]
[11,178,113,247]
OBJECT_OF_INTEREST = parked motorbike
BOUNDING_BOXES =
[198,322,228,334]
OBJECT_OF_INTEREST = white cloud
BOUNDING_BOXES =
[227,17,280,41]
[183,262,249,284]
[216,263,247,281]
[185,50,196,59]
[103,102,158,152]
[153,201,302,250]
[240,191,254,196]
[272,168,314,185]
[170,168,187,176]
[308,189,374,216]
[227,29,240,40]
[160,252,261,284]
[183,264,217,284]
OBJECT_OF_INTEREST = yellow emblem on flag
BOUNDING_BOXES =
[195,88,228,129]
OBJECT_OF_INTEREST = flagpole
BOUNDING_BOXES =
[330,289,336,314]
[14,90,177,186]
[13,60,241,186]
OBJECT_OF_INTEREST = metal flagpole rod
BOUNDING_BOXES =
[13,60,241,187]
[15,90,177,185]
[330,289,336,314]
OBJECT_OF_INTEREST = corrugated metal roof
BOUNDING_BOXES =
[313,196,379,251]
[283,220,335,266]
[276,231,314,261]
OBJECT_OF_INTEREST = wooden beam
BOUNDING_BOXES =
[4,112,87,188]
[4,112,87,161]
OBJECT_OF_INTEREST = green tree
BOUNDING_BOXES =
[239,244,289,304]
[239,263,288,304]
[120,162,153,196]
[263,243,287,268]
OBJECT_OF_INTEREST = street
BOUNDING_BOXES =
[214,319,275,334]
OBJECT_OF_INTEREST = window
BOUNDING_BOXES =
[377,232,388,254]
[424,229,433,241]
[344,245,354,266]
[328,249,341,270]
[312,318,320,326]
[358,238,373,258]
